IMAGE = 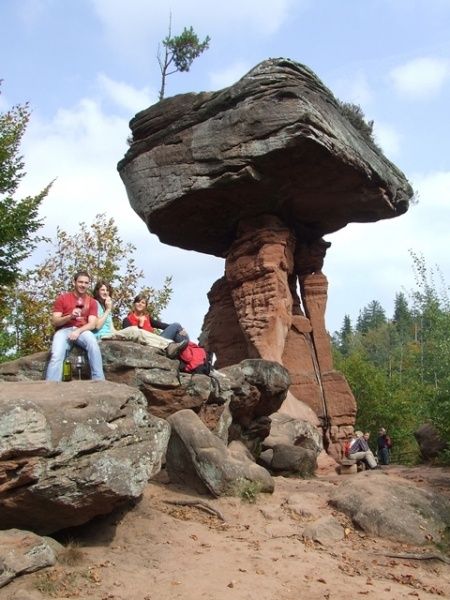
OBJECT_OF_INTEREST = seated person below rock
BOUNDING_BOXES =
[46,270,105,381]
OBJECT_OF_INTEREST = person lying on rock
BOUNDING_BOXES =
[348,430,380,470]
[45,270,105,381]
[121,293,189,355]
[93,280,116,339]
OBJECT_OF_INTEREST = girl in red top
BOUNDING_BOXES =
[122,294,189,343]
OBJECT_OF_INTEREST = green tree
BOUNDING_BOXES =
[408,252,450,449]
[3,213,172,357]
[333,314,353,356]
[335,345,424,463]
[359,321,395,370]
[334,253,450,463]
[356,299,386,334]
[393,292,414,340]
[157,16,210,100]
[0,83,50,291]
[391,291,415,381]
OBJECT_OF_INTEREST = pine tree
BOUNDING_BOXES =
[356,300,386,334]
[336,314,353,356]
[393,292,413,341]
[157,16,210,100]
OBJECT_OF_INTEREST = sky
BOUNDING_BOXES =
[1,0,450,339]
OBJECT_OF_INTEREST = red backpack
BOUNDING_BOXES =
[343,440,351,458]
[179,342,212,375]
[343,438,356,458]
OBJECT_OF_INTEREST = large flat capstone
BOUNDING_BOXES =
[118,58,413,256]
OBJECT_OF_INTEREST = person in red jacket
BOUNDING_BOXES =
[122,293,189,344]
[45,271,105,381]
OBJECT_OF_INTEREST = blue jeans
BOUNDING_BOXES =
[378,447,390,465]
[46,327,105,381]
[160,322,189,343]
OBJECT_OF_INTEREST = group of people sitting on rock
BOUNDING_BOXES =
[45,270,190,382]
[346,428,392,468]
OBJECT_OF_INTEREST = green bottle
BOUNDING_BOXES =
[62,352,72,382]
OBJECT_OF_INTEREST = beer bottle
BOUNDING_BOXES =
[62,351,72,382]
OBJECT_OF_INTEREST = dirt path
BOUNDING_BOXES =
[3,465,450,600]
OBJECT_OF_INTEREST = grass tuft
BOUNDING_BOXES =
[58,540,85,566]
[229,478,263,503]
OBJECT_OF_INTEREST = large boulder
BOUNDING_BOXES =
[264,412,323,455]
[218,359,291,424]
[0,352,49,381]
[329,471,450,545]
[267,444,318,478]
[302,516,345,546]
[118,58,412,256]
[258,412,322,476]
[166,409,274,497]
[0,529,59,588]
[414,422,448,461]
[117,57,413,459]
[0,381,170,534]
[0,346,290,439]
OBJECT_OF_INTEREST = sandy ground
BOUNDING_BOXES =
[2,465,450,600]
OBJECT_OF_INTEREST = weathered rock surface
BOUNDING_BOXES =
[223,216,295,364]
[117,57,413,457]
[219,358,291,424]
[329,471,450,545]
[0,381,170,534]
[0,529,60,588]
[201,217,356,456]
[0,346,289,435]
[119,58,412,255]
[414,422,449,461]
[264,412,323,455]
[302,516,345,545]
[166,409,274,496]
[268,444,317,478]
[259,411,323,476]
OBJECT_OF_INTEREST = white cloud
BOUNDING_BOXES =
[389,57,450,99]
[90,0,298,61]
[18,95,137,239]
[17,89,224,338]
[209,61,251,90]
[97,74,156,113]
[325,169,450,332]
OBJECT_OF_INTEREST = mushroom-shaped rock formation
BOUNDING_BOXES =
[118,58,413,459]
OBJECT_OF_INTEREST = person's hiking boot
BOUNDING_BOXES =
[166,339,189,359]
